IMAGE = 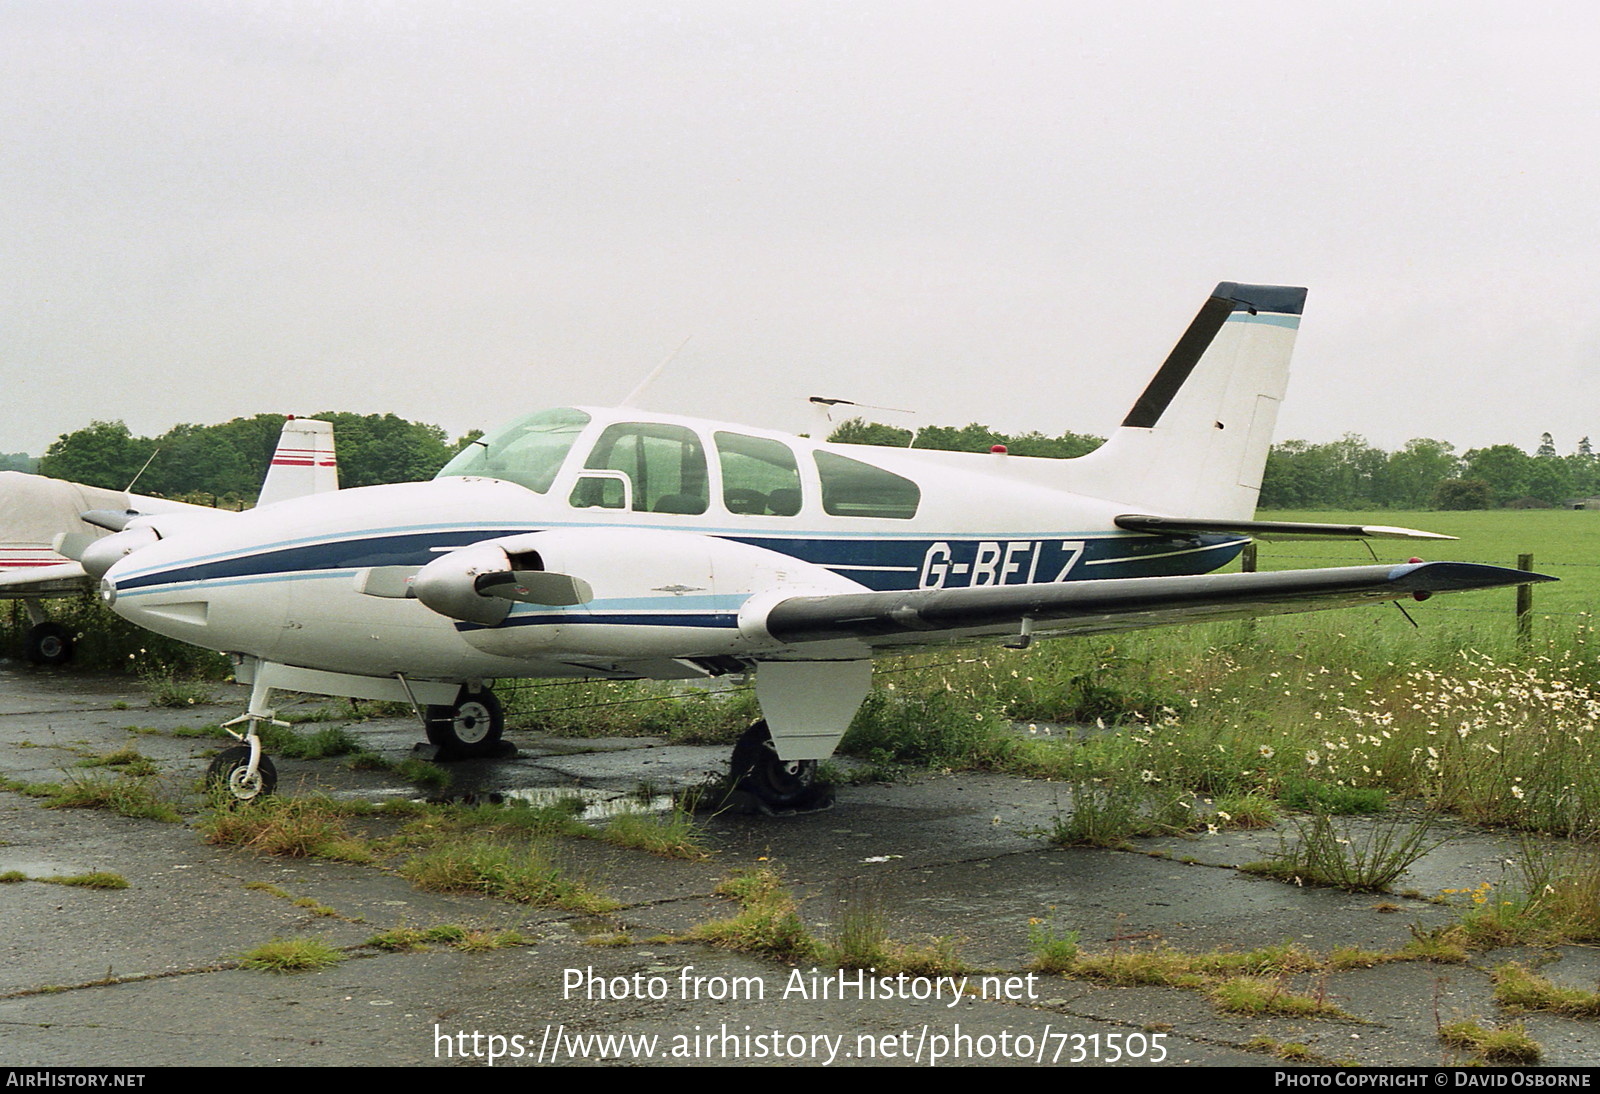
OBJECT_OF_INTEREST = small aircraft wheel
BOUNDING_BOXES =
[730,720,819,809]
[23,622,73,666]
[206,746,277,804]
[425,686,504,758]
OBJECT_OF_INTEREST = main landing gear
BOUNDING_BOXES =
[424,685,506,759]
[726,720,832,814]
[19,602,72,666]
[23,622,73,666]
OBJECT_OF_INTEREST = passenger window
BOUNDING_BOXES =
[815,451,920,519]
[715,432,802,516]
[578,423,709,514]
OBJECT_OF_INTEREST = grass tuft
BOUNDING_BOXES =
[690,867,821,964]
[1492,962,1600,1017]
[199,796,377,862]
[599,808,711,861]
[1243,810,1440,892]
[1208,975,1345,1018]
[40,773,182,823]
[1439,1018,1542,1063]
[399,837,618,913]
[237,937,347,973]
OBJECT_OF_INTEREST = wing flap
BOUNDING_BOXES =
[761,562,1549,646]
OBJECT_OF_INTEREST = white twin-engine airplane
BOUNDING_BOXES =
[43,282,1550,810]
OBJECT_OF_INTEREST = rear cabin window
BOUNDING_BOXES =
[572,422,709,514]
[715,432,802,516]
[814,451,920,519]
[435,408,590,493]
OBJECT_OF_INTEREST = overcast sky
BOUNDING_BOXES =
[5,1,1596,459]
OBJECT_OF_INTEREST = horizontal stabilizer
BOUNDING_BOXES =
[761,561,1551,647]
[1115,514,1457,541]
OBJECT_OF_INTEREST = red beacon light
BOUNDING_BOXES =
[990,444,1008,454]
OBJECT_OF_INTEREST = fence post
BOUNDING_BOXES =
[1516,553,1534,645]
[1241,542,1257,573]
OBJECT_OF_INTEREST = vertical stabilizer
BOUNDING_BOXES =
[256,417,338,508]
[1065,282,1305,520]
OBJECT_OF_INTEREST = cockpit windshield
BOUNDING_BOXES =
[435,408,591,493]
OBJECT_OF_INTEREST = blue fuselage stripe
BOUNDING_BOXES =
[113,526,1247,605]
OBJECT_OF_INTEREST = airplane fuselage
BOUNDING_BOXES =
[100,406,1243,685]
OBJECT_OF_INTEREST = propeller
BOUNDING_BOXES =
[474,570,593,606]
[355,559,593,625]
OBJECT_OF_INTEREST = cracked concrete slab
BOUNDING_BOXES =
[1,663,1595,1068]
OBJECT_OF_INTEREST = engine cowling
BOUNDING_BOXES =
[398,526,863,659]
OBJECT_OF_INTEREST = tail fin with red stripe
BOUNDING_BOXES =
[257,417,338,508]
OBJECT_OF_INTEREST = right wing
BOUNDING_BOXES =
[757,561,1550,649]
[0,561,91,600]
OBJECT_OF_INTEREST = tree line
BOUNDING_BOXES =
[828,420,1600,510]
[28,411,1598,512]
[35,413,474,505]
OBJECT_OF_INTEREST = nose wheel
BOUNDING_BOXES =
[206,745,278,804]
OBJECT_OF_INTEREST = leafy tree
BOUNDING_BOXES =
[1537,432,1558,459]
[827,418,914,447]
[38,421,157,490]
[308,412,453,488]
[1433,478,1493,510]
[828,418,1103,458]
[1463,444,1535,504]
[912,422,1009,453]
[1380,438,1461,508]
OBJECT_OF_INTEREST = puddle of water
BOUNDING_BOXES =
[324,783,676,819]
[503,786,676,820]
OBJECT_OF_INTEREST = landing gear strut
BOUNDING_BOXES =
[425,685,505,759]
[211,668,289,804]
[728,720,831,813]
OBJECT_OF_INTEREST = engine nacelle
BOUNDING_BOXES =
[415,526,864,660]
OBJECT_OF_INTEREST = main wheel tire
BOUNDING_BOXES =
[730,720,819,809]
[425,687,504,758]
[23,622,73,666]
[206,746,277,803]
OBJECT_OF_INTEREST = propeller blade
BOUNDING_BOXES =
[354,566,420,598]
[474,570,594,606]
[51,532,98,562]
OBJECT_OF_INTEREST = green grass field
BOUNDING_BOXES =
[1252,508,1600,629]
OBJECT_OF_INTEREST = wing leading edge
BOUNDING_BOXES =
[760,562,1551,647]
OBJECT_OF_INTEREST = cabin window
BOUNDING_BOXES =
[572,422,709,514]
[715,432,802,516]
[814,451,920,519]
[435,408,590,493]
